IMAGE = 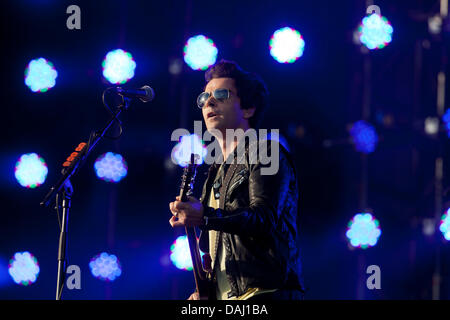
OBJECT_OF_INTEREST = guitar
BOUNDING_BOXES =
[179,153,211,300]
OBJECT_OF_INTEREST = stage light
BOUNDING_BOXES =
[422,218,436,236]
[183,35,218,71]
[439,208,450,241]
[171,134,207,167]
[425,117,440,135]
[169,58,183,75]
[443,109,450,138]
[89,252,122,281]
[269,27,305,63]
[346,213,381,249]
[428,14,442,35]
[102,49,136,84]
[358,13,393,50]
[350,120,378,154]
[15,153,48,189]
[170,235,204,271]
[24,58,58,93]
[8,251,40,286]
[94,152,128,183]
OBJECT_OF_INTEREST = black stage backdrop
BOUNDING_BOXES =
[0,0,449,300]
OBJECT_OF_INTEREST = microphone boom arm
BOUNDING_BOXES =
[40,96,130,207]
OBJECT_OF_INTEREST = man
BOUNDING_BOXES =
[169,60,305,300]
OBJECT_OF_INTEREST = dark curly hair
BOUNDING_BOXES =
[204,60,269,129]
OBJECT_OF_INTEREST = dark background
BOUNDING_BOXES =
[0,0,449,299]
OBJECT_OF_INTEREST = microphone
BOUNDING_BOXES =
[115,85,155,103]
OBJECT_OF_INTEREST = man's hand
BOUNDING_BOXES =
[169,196,204,227]
[187,292,200,300]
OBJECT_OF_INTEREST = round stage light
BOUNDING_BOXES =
[183,35,218,71]
[350,120,378,154]
[94,152,128,183]
[170,235,204,271]
[8,251,40,286]
[102,49,136,84]
[346,213,381,249]
[89,252,122,281]
[269,27,305,63]
[439,208,450,241]
[24,58,58,93]
[15,153,48,188]
[443,109,450,138]
[171,134,207,167]
[358,13,393,50]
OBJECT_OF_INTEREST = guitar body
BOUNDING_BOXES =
[179,154,214,300]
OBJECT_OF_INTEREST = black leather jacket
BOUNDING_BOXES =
[198,139,305,298]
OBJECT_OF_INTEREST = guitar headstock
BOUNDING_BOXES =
[179,154,200,202]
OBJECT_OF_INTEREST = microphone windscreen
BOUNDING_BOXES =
[140,85,155,102]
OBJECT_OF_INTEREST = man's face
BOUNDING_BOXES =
[201,77,251,133]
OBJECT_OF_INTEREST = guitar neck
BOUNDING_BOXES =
[185,226,206,284]
[185,225,210,300]
[178,154,210,299]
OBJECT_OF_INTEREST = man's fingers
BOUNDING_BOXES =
[169,196,203,228]
[187,292,199,300]
[172,220,184,227]
[169,202,178,215]
[169,216,184,228]
[173,196,198,209]
[174,200,190,210]
[187,196,199,203]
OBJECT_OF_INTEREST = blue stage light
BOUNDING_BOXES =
[269,27,305,63]
[89,252,122,281]
[346,213,381,249]
[102,49,136,84]
[24,58,58,92]
[183,35,218,71]
[170,235,204,271]
[94,152,128,183]
[171,134,207,167]
[358,13,393,50]
[15,153,48,189]
[350,120,378,154]
[8,252,40,286]
[443,109,450,138]
[440,208,450,241]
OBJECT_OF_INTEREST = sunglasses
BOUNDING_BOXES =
[197,88,231,108]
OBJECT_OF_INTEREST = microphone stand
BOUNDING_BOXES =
[55,179,73,300]
[41,94,131,300]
